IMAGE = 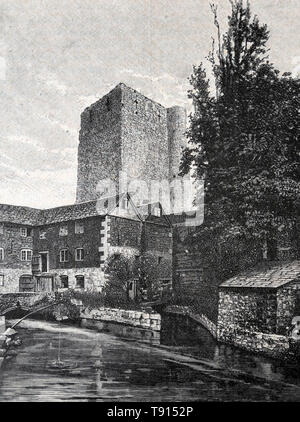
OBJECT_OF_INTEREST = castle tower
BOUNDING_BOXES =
[76,83,187,206]
[167,106,187,180]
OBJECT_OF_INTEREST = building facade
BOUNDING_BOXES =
[0,194,173,295]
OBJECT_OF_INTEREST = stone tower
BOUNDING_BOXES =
[76,83,187,204]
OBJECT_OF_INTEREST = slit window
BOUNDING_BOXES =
[0,248,3,261]
[0,274,4,287]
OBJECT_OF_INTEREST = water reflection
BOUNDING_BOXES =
[0,318,300,402]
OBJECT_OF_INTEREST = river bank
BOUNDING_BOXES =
[1,318,300,401]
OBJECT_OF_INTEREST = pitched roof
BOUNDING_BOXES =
[220,260,300,289]
[0,193,139,226]
[0,204,41,225]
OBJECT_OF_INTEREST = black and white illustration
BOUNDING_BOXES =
[0,0,299,403]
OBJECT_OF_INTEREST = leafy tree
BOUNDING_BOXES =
[104,254,135,303]
[181,0,300,253]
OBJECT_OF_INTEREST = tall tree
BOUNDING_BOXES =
[181,0,300,251]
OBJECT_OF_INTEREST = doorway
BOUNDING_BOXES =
[39,252,49,273]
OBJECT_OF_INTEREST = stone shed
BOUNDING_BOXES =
[218,261,300,342]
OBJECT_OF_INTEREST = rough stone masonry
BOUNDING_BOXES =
[76,83,187,204]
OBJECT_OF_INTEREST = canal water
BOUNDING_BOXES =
[1,316,300,402]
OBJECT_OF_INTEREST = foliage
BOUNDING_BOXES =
[181,0,300,247]
[104,254,136,304]
[59,288,143,311]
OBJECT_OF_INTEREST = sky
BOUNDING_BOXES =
[0,0,299,208]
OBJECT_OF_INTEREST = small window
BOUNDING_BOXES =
[0,224,4,235]
[75,221,84,234]
[21,249,32,261]
[0,248,4,261]
[75,275,85,289]
[59,225,68,236]
[60,275,69,289]
[121,198,129,209]
[60,249,69,263]
[20,227,32,237]
[75,248,84,261]
[0,274,4,287]
[158,256,163,265]
[153,207,161,217]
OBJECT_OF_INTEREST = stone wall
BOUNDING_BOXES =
[121,84,169,187]
[76,85,122,203]
[33,215,105,271]
[217,326,290,358]
[51,267,106,292]
[276,281,300,334]
[0,222,33,293]
[0,268,31,294]
[218,289,278,335]
[80,307,161,331]
[76,83,187,204]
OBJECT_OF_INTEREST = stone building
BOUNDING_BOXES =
[218,261,300,345]
[0,204,40,293]
[76,82,188,209]
[0,193,173,294]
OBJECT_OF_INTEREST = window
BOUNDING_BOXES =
[75,248,84,261]
[60,249,69,263]
[158,256,163,265]
[153,207,161,217]
[75,221,84,234]
[75,275,85,289]
[60,275,69,289]
[121,198,129,209]
[0,224,3,235]
[0,274,4,287]
[0,248,3,261]
[20,227,32,237]
[59,225,68,236]
[21,249,32,261]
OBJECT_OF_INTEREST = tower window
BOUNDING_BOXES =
[0,248,4,261]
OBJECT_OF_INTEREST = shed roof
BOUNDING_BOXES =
[220,261,300,289]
